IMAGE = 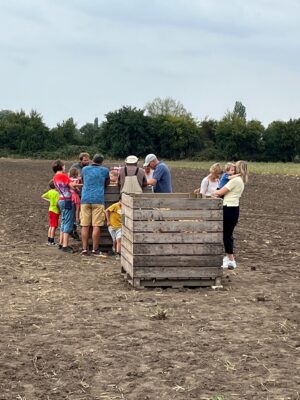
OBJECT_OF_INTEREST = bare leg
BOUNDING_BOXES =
[92,226,101,251]
[81,226,90,250]
[116,238,121,254]
[59,231,63,245]
[76,205,80,223]
[49,227,56,239]
[62,232,69,247]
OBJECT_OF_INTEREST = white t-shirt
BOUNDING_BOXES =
[200,176,219,197]
[223,176,245,206]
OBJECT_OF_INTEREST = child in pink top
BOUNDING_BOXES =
[69,168,82,224]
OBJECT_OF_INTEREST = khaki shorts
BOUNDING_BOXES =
[80,204,105,227]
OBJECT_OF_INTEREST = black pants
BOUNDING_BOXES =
[223,206,239,254]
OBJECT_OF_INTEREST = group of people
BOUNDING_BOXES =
[41,152,172,258]
[42,151,248,270]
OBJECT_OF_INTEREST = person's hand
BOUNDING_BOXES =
[194,188,200,194]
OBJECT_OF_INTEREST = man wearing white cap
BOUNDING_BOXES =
[118,155,147,194]
[144,154,172,193]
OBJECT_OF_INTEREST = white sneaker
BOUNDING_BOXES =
[227,260,237,270]
[222,256,229,269]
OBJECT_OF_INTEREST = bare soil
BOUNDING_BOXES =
[0,159,299,400]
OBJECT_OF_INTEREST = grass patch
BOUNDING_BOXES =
[167,161,300,176]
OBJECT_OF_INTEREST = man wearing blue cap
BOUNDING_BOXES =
[144,154,172,193]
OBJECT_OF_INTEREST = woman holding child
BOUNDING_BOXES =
[213,160,248,270]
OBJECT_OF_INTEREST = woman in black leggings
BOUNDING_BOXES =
[213,161,248,270]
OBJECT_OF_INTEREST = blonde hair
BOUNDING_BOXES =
[224,162,235,172]
[235,160,248,183]
[209,163,222,177]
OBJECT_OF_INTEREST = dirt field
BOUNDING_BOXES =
[0,159,299,400]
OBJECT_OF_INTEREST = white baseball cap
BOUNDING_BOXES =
[144,153,157,167]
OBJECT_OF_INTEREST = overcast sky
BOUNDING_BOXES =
[1,0,299,127]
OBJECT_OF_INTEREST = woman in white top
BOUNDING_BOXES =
[213,160,248,270]
[195,163,222,197]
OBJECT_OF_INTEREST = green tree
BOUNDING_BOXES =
[100,106,152,158]
[263,119,300,161]
[233,101,247,121]
[153,115,204,159]
[145,97,192,118]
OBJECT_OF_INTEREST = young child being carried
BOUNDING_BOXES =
[218,163,240,189]
[105,197,122,260]
[41,180,60,245]
[69,167,82,225]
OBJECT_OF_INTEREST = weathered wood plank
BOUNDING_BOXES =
[104,193,121,202]
[132,266,222,279]
[123,226,222,244]
[121,195,222,210]
[132,278,218,288]
[105,185,120,194]
[121,237,223,255]
[121,254,133,277]
[124,218,223,233]
[124,253,222,267]
[122,204,222,221]
[121,235,133,254]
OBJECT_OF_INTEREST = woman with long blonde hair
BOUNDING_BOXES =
[213,160,248,269]
[195,163,222,197]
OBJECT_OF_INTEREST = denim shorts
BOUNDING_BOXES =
[108,226,122,241]
[58,200,75,233]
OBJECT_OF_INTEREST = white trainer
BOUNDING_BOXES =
[227,259,237,270]
[222,256,229,269]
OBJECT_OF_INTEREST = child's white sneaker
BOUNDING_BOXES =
[227,260,237,270]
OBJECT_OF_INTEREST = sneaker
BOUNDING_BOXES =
[47,241,56,246]
[81,249,89,256]
[115,253,121,260]
[107,250,116,256]
[91,249,107,258]
[222,256,229,269]
[227,260,237,270]
[57,244,63,250]
[62,246,74,253]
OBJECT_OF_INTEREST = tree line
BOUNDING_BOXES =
[0,99,299,162]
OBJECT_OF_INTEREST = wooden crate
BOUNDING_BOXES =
[121,193,223,288]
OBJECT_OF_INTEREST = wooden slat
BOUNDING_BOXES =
[124,218,223,233]
[121,194,222,210]
[105,185,120,194]
[122,204,222,221]
[104,193,121,202]
[132,266,222,279]
[122,237,223,255]
[124,253,222,267]
[123,226,222,244]
[122,235,133,254]
[132,278,218,288]
[121,254,133,277]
